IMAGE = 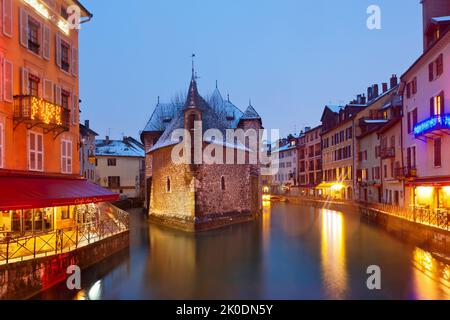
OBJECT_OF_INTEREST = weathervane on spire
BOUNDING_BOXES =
[191,53,196,78]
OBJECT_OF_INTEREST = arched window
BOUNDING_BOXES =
[166,177,171,193]
[221,176,226,191]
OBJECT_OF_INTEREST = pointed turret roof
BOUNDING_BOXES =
[241,103,261,121]
[185,75,201,109]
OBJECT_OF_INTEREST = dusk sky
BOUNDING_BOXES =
[79,0,423,139]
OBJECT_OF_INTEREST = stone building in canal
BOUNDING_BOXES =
[141,73,263,231]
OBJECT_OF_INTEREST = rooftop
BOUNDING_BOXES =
[95,137,145,158]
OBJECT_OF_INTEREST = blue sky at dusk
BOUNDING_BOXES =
[78,0,422,139]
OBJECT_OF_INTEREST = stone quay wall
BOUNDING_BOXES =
[0,231,129,300]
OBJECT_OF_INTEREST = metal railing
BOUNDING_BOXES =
[360,202,449,231]
[394,166,417,180]
[13,95,70,129]
[0,203,129,265]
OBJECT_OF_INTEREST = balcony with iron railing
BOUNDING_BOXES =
[380,147,395,159]
[394,166,417,180]
[13,95,70,135]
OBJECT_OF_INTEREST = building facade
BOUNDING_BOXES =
[297,125,322,196]
[272,141,297,191]
[95,136,145,199]
[79,119,98,182]
[401,0,450,220]
[141,74,263,231]
[319,104,358,200]
[355,78,401,204]
[0,1,125,265]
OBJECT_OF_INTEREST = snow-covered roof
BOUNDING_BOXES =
[95,137,145,157]
[326,105,344,113]
[363,119,389,124]
[432,16,450,23]
[273,143,296,153]
[144,78,262,153]
[240,105,261,121]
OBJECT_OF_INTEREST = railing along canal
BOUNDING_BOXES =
[0,203,129,266]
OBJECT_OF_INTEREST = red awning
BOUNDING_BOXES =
[0,176,119,211]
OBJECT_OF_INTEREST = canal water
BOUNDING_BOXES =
[37,203,450,300]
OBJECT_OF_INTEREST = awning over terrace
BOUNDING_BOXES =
[0,175,119,211]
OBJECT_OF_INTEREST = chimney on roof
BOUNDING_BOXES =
[361,94,367,105]
[105,136,110,143]
[84,120,89,129]
[390,74,398,89]
[382,83,388,93]
[373,84,379,98]
[305,127,311,132]
[367,87,373,102]
[357,94,363,104]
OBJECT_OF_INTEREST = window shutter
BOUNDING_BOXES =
[3,60,13,102]
[21,67,29,95]
[67,141,72,173]
[61,140,66,173]
[37,134,43,171]
[429,63,434,82]
[43,79,53,101]
[42,24,51,60]
[19,8,28,48]
[56,34,62,68]
[430,97,435,116]
[72,94,78,124]
[437,54,444,76]
[54,85,62,105]
[71,47,78,77]
[0,56,3,101]
[2,0,13,37]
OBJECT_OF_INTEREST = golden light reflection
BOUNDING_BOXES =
[321,209,348,299]
[262,203,271,247]
[411,247,450,299]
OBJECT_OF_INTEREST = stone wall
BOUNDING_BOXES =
[195,163,253,216]
[0,231,129,300]
[150,147,195,218]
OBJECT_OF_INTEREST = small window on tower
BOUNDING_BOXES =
[166,177,171,193]
[221,176,226,191]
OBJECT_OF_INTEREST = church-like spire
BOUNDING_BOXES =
[186,54,201,109]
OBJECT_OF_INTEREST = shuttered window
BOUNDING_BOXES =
[2,0,13,37]
[434,138,442,167]
[61,139,73,174]
[29,131,44,171]
[3,60,13,102]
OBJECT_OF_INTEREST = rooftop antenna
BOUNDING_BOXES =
[227,93,230,102]
[216,80,218,89]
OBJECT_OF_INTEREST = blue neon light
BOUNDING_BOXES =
[414,114,450,138]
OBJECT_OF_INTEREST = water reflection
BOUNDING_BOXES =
[37,205,450,300]
[320,209,348,299]
[411,248,450,299]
